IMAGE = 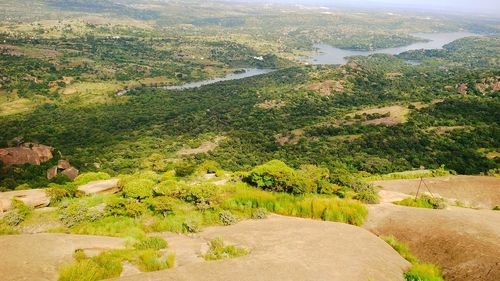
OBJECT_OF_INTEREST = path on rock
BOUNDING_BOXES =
[115,215,409,281]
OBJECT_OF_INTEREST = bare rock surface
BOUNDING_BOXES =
[77,179,120,195]
[0,189,50,212]
[365,203,500,281]
[115,215,409,281]
[0,233,124,281]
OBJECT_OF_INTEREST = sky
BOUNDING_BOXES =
[243,0,500,16]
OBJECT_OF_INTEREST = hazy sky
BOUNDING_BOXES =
[249,0,500,16]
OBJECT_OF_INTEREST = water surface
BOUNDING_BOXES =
[305,32,479,65]
[165,68,274,90]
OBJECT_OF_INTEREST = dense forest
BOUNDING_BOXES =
[0,0,498,189]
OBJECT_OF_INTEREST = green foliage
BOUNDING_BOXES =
[122,179,155,199]
[145,196,176,217]
[251,208,268,219]
[219,210,237,226]
[382,235,444,281]
[0,222,18,235]
[246,160,307,194]
[182,220,201,233]
[203,238,248,261]
[59,202,103,228]
[404,264,444,281]
[2,199,32,226]
[70,216,145,238]
[493,206,500,211]
[47,183,76,204]
[159,182,220,210]
[134,236,168,250]
[394,195,446,209]
[73,172,111,186]
[354,190,380,204]
[105,198,146,218]
[222,184,368,225]
[174,162,196,177]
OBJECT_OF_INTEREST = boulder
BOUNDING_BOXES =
[0,143,53,166]
[77,179,120,195]
[0,189,51,212]
[57,160,71,170]
[47,166,58,180]
[61,167,79,180]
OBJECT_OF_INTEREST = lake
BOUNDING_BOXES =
[304,32,479,65]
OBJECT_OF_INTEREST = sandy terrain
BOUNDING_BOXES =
[115,215,409,281]
[364,203,500,281]
[0,233,125,281]
[372,175,500,209]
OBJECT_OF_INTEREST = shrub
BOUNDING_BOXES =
[59,202,103,228]
[203,238,248,261]
[174,162,196,177]
[58,259,111,281]
[105,198,146,218]
[145,196,176,217]
[219,210,237,226]
[47,184,75,204]
[182,220,200,233]
[394,195,446,209]
[245,160,306,194]
[162,183,219,210]
[122,179,155,199]
[199,160,220,174]
[136,250,174,272]
[251,208,268,219]
[134,236,168,250]
[493,206,500,211]
[2,199,32,226]
[0,222,18,235]
[71,216,145,238]
[354,190,380,204]
[73,172,111,186]
[382,235,444,281]
[404,263,444,281]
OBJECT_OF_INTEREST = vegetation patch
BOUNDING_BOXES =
[382,235,444,281]
[203,238,248,261]
[394,195,446,210]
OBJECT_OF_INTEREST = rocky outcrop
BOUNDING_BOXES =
[0,189,50,212]
[0,143,53,166]
[77,179,120,195]
[47,160,79,180]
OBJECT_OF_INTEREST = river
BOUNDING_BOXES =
[304,32,479,65]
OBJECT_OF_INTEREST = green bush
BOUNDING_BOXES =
[2,199,32,226]
[145,196,176,217]
[0,222,18,235]
[354,190,380,204]
[174,162,196,177]
[182,220,201,233]
[161,183,219,210]
[73,172,111,186]
[219,210,237,226]
[47,184,76,204]
[71,216,145,238]
[246,160,307,194]
[382,235,444,281]
[105,198,146,218]
[122,179,155,199]
[134,236,168,250]
[493,206,500,211]
[59,202,103,228]
[404,263,444,281]
[203,238,248,261]
[251,208,268,219]
[394,195,446,209]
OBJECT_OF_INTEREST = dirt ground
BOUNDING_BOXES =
[372,175,500,209]
[365,202,500,281]
[0,233,125,281]
[115,215,409,281]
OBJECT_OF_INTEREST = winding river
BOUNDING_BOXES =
[304,32,478,65]
[116,32,478,94]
